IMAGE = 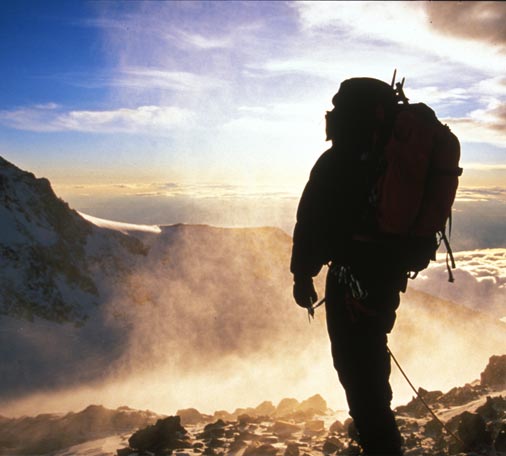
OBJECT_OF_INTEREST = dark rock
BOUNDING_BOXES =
[243,442,278,455]
[238,413,255,425]
[284,441,300,456]
[456,411,492,451]
[116,448,132,456]
[439,384,480,407]
[347,420,359,443]
[322,436,344,454]
[329,419,345,434]
[199,419,226,439]
[176,408,205,425]
[207,437,226,448]
[476,395,506,420]
[403,433,421,448]
[424,418,444,439]
[395,388,443,418]
[261,435,279,444]
[495,423,506,451]
[128,416,188,453]
[480,355,506,389]
[236,429,260,442]
[343,417,353,433]
[341,443,361,455]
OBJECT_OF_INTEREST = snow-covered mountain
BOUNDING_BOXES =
[0,156,147,326]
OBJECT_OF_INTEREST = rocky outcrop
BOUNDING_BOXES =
[480,355,506,389]
[127,416,190,454]
[0,404,160,455]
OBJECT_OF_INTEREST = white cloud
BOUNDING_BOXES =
[411,248,506,318]
[176,30,232,50]
[443,101,506,147]
[0,105,194,134]
[116,67,224,92]
[293,2,506,73]
[456,187,506,202]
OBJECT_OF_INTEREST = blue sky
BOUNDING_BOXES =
[1,1,506,223]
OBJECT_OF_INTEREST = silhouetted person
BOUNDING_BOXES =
[291,78,407,455]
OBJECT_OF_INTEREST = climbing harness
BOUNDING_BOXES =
[307,264,368,321]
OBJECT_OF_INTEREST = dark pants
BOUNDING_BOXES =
[325,262,404,456]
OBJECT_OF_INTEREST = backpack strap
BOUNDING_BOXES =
[440,223,456,283]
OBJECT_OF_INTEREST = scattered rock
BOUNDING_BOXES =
[238,413,258,425]
[347,420,359,443]
[199,419,227,439]
[439,384,480,407]
[284,441,300,456]
[329,419,345,434]
[276,398,300,417]
[476,395,506,420]
[322,436,344,454]
[456,411,492,451]
[424,418,443,439]
[128,416,189,453]
[395,388,443,418]
[495,423,506,452]
[213,410,235,421]
[177,408,205,425]
[480,355,506,389]
[270,420,302,438]
[298,394,327,415]
[243,442,278,455]
[304,419,325,434]
[255,401,276,417]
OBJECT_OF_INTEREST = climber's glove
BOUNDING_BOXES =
[293,276,317,309]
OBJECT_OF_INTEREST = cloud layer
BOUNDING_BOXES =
[0,104,193,134]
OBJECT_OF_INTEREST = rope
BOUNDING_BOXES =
[387,346,465,446]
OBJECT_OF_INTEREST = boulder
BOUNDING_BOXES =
[476,395,506,420]
[276,398,300,417]
[270,420,302,438]
[456,412,492,451]
[322,436,344,454]
[243,442,278,455]
[176,408,205,425]
[423,418,443,439]
[298,394,327,415]
[284,441,300,456]
[213,410,235,421]
[495,423,506,452]
[480,355,506,389]
[439,384,480,407]
[329,419,345,434]
[304,419,325,434]
[255,401,276,417]
[395,388,442,418]
[199,419,226,439]
[128,416,189,453]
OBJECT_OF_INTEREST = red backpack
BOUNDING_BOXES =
[374,77,463,280]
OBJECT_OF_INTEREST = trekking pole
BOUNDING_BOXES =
[387,346,465,446]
